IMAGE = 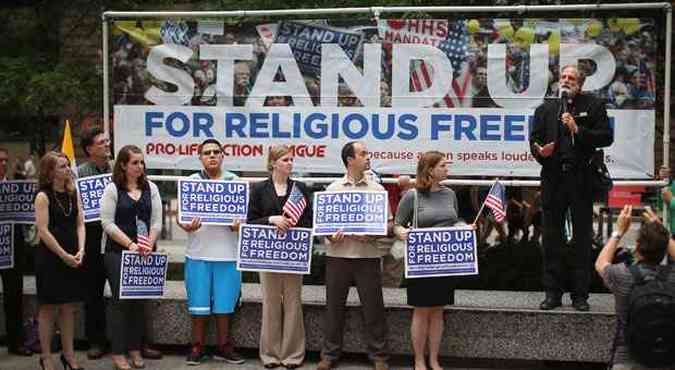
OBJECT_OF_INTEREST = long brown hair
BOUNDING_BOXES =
[112,145,147,190]
[38,151,75,195]
[415,151,445,193]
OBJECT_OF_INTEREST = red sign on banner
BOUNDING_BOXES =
[608,186,645,208]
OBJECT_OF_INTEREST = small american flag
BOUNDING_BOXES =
[137,234,152,252]
[135,218,152,252]
[283,183,307,226]
[484,181,507,223]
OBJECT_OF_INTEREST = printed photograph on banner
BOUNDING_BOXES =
[0,180,37,224]
[119,251,169,299]
[177,178,249,225]
[111,17,658,179]
[405,226,478,279]
[237,224,313,274]
[76,174,113,223]
[0,222,15,270]
[312,190,388,236]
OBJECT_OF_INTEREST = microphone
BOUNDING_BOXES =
[560,88,571,114]
[559,88,574,145]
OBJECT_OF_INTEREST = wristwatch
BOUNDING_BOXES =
[610,231,622,240]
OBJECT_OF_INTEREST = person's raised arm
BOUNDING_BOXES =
[596,205,632,274]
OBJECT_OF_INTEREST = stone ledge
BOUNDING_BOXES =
[1,277,615,363]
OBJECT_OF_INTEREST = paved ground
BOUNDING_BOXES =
[0,348,606,370]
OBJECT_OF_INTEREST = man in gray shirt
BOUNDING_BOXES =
[595,206,675,369]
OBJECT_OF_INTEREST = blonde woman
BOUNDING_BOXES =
[247,145,313,369]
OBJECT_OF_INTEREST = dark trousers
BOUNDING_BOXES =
[1,226,25,350]
[103,252,145,354]
[321,257,387,362]
[82,224,107,347]
[542,169,593,300]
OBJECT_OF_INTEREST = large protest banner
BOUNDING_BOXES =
[0,180,37,224]
[237,224,313,274]
[76,174,113,222]
[112,17,659,178]
[405,226,478,278]
[177,178,249,225]
[0,222,14,270]
[313,190,388,235]
[119,251,169,299]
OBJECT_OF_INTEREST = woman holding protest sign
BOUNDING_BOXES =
[394,151,460,370]
[34,151,85,370]
[101,145,162,370]
[247,144,313,369]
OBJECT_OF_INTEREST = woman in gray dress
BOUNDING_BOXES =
[394,151,460,370]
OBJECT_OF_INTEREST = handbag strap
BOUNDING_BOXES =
[413,190,419,229]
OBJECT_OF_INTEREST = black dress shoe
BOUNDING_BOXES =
[572,299,590,311]
[8,345,33,356]
[539,297,562,310]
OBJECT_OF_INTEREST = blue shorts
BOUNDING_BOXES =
[185,258,241,315]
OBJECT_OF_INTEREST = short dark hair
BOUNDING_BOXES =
[636,221,670,264]
[198,138,222,155]
[341,141,357,168]
[0,147,8,155]
[81,127,104,157]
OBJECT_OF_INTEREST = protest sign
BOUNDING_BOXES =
[313,190,388,235]
[0,180,36,224]
[119,251,169,299]
[177,179,249,225]
[405,226,478,278]
[76,174,112,222]
[0,222,14,270]
[274,21,363,76]
[237,224,313,274]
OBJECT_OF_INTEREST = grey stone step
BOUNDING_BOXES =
[1,277,615,364]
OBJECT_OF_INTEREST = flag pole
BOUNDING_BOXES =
[472,178,498,225]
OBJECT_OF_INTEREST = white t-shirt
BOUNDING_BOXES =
[184,170,239,261]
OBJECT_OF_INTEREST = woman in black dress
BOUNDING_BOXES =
[394,151,460,370]
[34,151,85,370]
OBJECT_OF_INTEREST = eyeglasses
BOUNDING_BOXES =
[202,150,222,156]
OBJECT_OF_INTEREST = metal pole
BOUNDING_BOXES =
[102,18,110,141]
[662,4,672,222]
[664,5,672,170]
[147,175,667,188]
[103,3,669,19]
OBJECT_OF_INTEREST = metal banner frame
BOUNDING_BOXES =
[101,3,672,189]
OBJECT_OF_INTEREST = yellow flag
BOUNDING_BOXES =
[61,120,76,167]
